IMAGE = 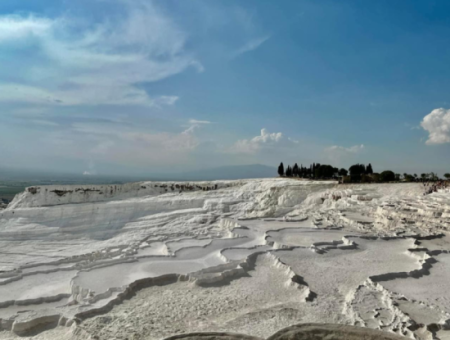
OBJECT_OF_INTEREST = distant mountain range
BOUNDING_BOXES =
[0,164,277,184]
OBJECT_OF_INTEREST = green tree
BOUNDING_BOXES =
[349,164,365,181]
[371,173,381,182]
[445,173,450,180]
[380,170,395,182]
[429,172,438,181]
[314,163,321,178]
[338,168,348,177]
[333,167,339,177]
[395,173,400,181]
[366,163,373,174]
[405,174,415,182]
[315,164,335,178]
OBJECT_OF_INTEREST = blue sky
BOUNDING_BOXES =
[1,0,450,176]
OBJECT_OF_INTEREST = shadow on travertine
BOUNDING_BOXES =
[164,333,262,340]
[163,323,408,340]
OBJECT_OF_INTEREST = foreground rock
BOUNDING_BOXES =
[165,332,262,340]
[163,323,408,340]
[267,323,408,340]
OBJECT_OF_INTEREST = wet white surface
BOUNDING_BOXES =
[1,179,450,340]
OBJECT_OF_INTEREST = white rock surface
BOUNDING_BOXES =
[1,179,450,339]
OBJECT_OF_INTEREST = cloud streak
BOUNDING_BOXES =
[325,144,365,153]
[232,35,271,58]
[0,1,202,107]
[324,144,365,164]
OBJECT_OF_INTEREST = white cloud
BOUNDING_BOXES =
[0,84,62,105]
[190,61,205,73]
[232,35,270,58]
[0,1,201,107]
[325,144,365,153]
[324,144,365,164]
[71,123,121,136]
[91,140,115,155]
[30,119,59,127]
[182,119,212,134]
[421,108,450,145]
[68,118,211,169]
[188,119,211,125]
[122,131,199,152]
[0,15,52,41]
[34,116,211,165]
[230,128,297,154]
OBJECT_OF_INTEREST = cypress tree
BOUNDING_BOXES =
[278,162,284,177]
[289,166,293,177]
[293,163,299,177]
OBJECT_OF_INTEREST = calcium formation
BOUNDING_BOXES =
[0,178,449,340]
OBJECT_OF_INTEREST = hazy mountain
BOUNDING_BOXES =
[0,164,277,188]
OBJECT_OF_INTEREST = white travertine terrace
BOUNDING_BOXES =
[0,178,450,339]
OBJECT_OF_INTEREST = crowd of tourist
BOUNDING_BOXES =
[423,180,449,195]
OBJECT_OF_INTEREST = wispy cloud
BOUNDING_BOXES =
[30,119,59,127]
[229,128,297,154]
[182,119,212,134]
[0,2,325,175]
[404,122,421,130]
[188,119,211,125]
[0,1,202,108]
[324,144,365,164]
[325,144,365,153]
[232,35,271,58]
[39,116,213,173]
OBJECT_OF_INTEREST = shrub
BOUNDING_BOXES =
[380,170,395,182]
[403,174,415,182]
[342,176,352,183]
[361,174,373,183]
[338,168,348,177]
[371,173,381,183]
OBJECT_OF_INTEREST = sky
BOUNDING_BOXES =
[1,0,450,177]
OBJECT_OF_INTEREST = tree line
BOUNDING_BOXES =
[278,162,373,180]
[277,162,450,183]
